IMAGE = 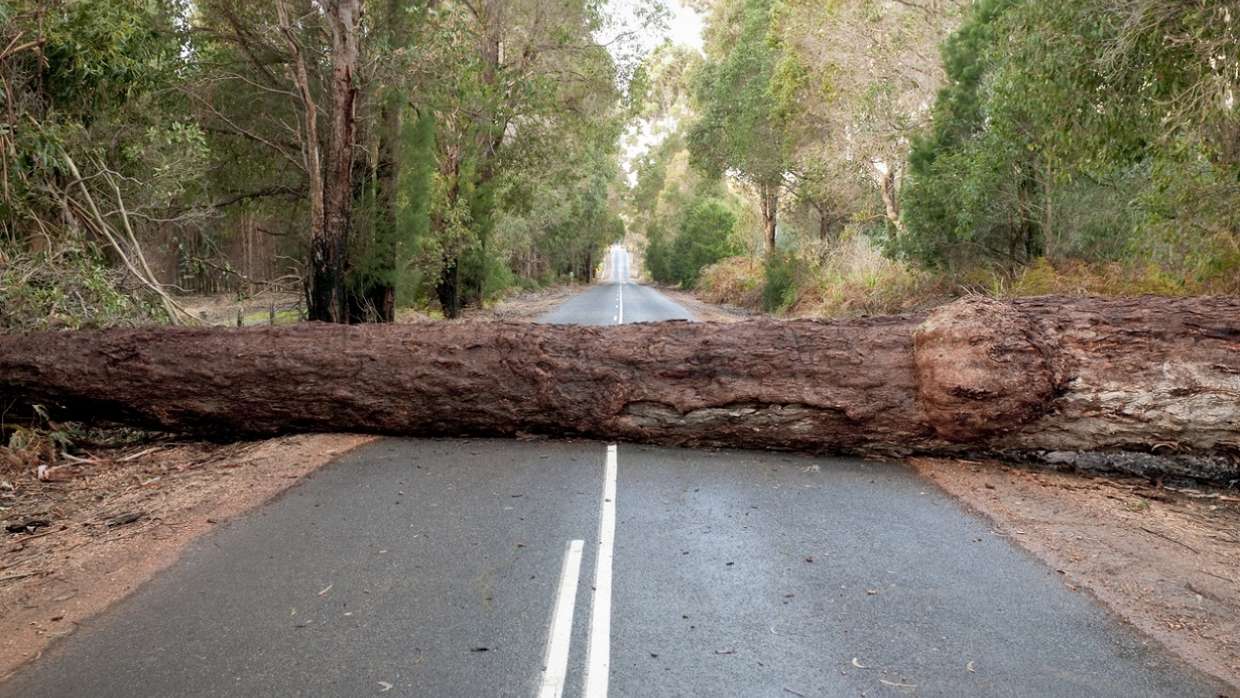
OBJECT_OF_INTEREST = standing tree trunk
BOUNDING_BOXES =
[276,0,326,304]
[811,200,837,244]
[309,0,364,323]
[436,258,462,319]
[759,181,779,254]
[879,167,904,236]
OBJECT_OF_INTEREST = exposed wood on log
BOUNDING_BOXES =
[0,296,1237,480]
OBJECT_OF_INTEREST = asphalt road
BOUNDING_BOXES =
[1,246,1229,697]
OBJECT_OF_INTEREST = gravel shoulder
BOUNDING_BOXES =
[654,286,754,322]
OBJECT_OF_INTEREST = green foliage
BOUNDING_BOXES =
[687,0,789,187]
[671,198,740,287]
[35,0,183,119]
[0,242,158,330]
[761,250,800,312]
[646,197,740,288]
[351,108,435,297]
[900,0,1240,285]
[3,0,194,239]
[402,1,626,315]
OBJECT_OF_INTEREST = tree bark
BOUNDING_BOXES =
[2,297,1236,479]
[276,1,328,315]
[308,0,363,323]
[759,181,779,254]
[879,167,904,236]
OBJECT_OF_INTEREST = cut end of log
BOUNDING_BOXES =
[913,297,1062,442]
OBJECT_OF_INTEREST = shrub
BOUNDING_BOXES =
[762,251,801,313]
[696,256,763,307]
[0,242,159,330]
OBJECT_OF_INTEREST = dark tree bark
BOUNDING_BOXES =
[309,0,364,323]
[2,297,1236,480]
[759,182,779,254]
[435,258,462,319]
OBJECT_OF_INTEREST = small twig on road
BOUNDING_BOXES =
[118,446,164,463]
[1139,526,1199,554]
[0,570,44,585]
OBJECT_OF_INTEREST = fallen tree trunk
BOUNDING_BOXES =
[1,296,1237,480]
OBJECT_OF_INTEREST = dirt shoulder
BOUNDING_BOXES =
[656,286,754,323]
[466,285,582,321]
[394,285,583,324]
[0,434,373,680]
[912,458,1240,689]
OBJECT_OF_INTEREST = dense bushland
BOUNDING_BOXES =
[627,0,1239,316]
[1,0,647,325]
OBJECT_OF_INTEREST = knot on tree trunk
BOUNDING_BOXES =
[914,296,1063,442]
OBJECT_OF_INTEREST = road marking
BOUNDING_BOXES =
[584,445,618,698]
[538,539,585,698]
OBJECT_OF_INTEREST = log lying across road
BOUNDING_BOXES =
[1,296,1237,480]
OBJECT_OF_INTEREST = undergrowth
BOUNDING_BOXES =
[695,236,1239,320]
[0,242,159,330]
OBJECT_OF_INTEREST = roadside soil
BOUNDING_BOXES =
[0,434,373,680]
[466,284,582,321]
[657,287,753,322]
[394,285,583,324]
[912,457,1240,689]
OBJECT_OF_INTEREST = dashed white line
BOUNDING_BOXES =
[584,445,618,698]
[538,539,585,698]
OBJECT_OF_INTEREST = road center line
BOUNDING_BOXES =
[584,444,618,698]
[538,539,585,698]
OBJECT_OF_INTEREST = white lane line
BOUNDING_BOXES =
[539,539,585,698]
[584,445,618,698]
[617,285,624,325]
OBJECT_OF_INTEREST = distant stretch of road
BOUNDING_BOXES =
[1,245,1227,697]
[539,244,693,325]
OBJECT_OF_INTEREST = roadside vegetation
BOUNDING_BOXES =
[633,0,1240,316]
[0,0,644,329]
[3,1,1237,329]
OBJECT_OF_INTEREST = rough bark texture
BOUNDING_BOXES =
[1,297,1237,480]
[879,167,904,235]
[309,0,363,323]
